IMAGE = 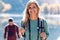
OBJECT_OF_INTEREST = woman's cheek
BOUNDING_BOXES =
[28,10,31,14]
[34,9,37,14]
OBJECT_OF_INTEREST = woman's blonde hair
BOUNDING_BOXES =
[22,1,40,23]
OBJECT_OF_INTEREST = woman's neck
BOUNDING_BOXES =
[30,15,38,20]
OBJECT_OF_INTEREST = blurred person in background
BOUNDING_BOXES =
[4,18,20,40]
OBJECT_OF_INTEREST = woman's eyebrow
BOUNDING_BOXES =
[29,7,31,9]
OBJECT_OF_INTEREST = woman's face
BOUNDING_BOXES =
[28,3,39,16]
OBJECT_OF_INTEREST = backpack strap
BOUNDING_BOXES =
[28,19,31,40]
[37,18,45,40]
[23,19,31,40]
[37,18,40,40]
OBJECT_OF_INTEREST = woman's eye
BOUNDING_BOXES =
[29,6,36,9]
[29,7,31,9]
[33,6,35,8]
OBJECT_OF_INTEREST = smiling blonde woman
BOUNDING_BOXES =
[20,1,49,40]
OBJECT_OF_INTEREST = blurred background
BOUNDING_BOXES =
[0,0,60,40]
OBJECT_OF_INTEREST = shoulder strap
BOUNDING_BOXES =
[37,18,45,40]
[28,19,31,40]
[37,18,40,40]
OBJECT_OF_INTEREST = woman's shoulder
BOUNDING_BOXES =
[39,18,47,23]
[21,20,28,26]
